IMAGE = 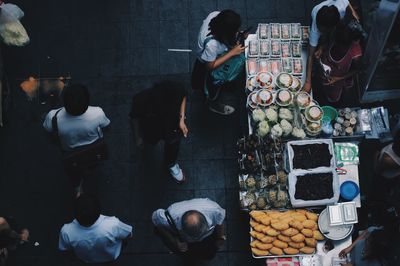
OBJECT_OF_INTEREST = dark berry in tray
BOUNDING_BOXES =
[292,143,331,169]
[295,172,333,200]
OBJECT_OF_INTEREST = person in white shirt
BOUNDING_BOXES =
[58,194,133,263]
[303,0,359,92]
[152,198,226,261]
[192,10,246,115]
[43,84,110,196]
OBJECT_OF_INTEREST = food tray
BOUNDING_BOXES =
[288,169,340,208]
[250,210,319,259]
[287,139,336,172]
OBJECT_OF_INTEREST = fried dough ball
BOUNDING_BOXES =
[250,219,259,228]
[269,247,284,256]
[255,242,273,250]
[293,214,307,222]
[288,241,305,249]
[301,228,313,238]
[302,219,316,229]
[259,217,271,226]
[252,247,269,256]
[291,233,305,243]
[253,224,268,233]
[250,240,259,248]
[277,234,291,242]
[250,230,264,241]
[305,211,318,221]
[281,228,299,237]
[271,222,289,231]
[260,236,276,243]
[295,209,307,214]
[284,247,299,255]
[305,237,317,248]
[268,212,284,219]
[289,220,304,231]
[313,230,324,241]
[273,239,288,249]
[300,246,315,254]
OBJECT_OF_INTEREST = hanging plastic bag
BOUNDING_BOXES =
[0,3,30,46]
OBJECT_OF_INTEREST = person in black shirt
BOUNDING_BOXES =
[129,81,188,183]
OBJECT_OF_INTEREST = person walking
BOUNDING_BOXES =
[129,81,188,184]
[152,198,226,262]
[58,194,133,263]
[43,84,110,197]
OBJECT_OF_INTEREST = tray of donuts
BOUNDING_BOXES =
[249,209,324,258]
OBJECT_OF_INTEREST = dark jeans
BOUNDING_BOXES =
[154,227,218,261]
[164,131,181,167]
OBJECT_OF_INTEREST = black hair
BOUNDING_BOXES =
[74,194,101,227]
[62,84,90,116]
[0,228,19,249]
[181,210,208,239]
[392,130,400,157]
[316,5,340,31]
[209,10,241,46]
[334,22,360,46]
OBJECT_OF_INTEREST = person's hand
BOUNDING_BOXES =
[175,241,188,252]
[314,47,323,59]
[229,43,246,57]
[324,76,343,85]
[215,238,226,249]
[179,120,188,138]
[302,80,312,92]
[339,246,352,258]
[20,229,29,242]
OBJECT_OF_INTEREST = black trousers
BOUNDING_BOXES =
[154,227,218,261]
[164,131,181,167]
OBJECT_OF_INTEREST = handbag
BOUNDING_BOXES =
[52,108,108,170]
[165,211,184,242]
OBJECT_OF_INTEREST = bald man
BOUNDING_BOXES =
[152,198,226,260]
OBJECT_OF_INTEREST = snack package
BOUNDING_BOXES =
[282,58,293,73]
[301,26,310,43]
[291,23,301,40]
[249,40,259,57]
[270,23,281,39]
[259,59,269,72]
[293,59,302,75]
[260,40,270,56]
[281,24,291,40]
[248,59,258,76]
[270,59,282,76]
[258,23,269,39]
[271,40,281,57]
[291,42,301,57]
[281,42,291,58]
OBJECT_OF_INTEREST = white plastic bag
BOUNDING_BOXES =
[0,3,30,46]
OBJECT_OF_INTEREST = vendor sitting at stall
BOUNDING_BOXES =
[375,131,400,179]
[303,0,359,93]
[339,226,393,266]
[192,10,246,115]
[316,22,362,106]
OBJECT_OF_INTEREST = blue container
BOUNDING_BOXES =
[340,181,360,201]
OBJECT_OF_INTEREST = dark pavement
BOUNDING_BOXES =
[4,1,394,266]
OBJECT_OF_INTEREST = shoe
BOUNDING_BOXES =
[169,163,185,184]
[209,103,235,115]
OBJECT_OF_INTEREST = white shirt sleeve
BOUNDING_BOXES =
[112,217,132,239]
[309,6,320,47]
[151,209,169,227]
[200,41,220,62]
[58,227,71,251]
[96,107,110,128]
[43,110,56,132]
[207,200,226,225]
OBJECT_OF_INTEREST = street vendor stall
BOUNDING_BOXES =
[238,23,367,266]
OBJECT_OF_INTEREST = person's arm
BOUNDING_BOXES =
[303,45,316,92]
[339,230,369,258]
[324,57,362,85]
[214,224,226,249]
[179,97,188,138]
[155,226,188,252]
[206,44,245,70]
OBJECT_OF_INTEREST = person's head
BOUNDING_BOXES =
[363,229,390,261]
[181,210,208,241]
[333,22,359,47]
[209,10,241,46]
[74,194,101,227]
[316,5,340,33]
[62,84,90,116]
[0,228,19,249]
[392,130,400,157]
